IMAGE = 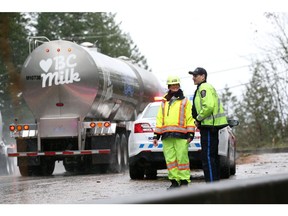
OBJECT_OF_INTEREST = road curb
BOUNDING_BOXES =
[91,173,288,204]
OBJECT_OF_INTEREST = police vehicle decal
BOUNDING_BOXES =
[138,143,201,149]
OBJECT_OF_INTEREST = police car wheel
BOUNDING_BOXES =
[129,164,144,179]
[145,168,157,179]
[220,155,231,179]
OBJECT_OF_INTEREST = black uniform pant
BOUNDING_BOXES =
[199,127,220,182]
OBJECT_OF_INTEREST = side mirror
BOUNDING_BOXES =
[227,119,239,128]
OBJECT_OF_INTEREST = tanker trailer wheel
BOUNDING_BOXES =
[63,157,77,173]
[40,157,55,176]
[19,165,41,176]
[63,164,75,173]
[109,134,122,173]
[120,133,129,170]
[19,166,31,176]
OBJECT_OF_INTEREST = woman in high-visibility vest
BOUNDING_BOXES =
[153,75,195,189]
[189,67,228,182]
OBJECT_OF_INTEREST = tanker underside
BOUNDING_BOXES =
[15,128,129,176]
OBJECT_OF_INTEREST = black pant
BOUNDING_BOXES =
[199,127,220,182]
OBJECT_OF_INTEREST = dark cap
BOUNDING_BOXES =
[188,67,207,76]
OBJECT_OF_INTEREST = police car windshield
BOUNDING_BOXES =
[142,105,160,118]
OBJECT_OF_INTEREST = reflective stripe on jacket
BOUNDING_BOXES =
[194,82,228,127]
[154,97,195,134]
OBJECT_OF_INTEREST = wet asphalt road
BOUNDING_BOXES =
[0,152,288,204]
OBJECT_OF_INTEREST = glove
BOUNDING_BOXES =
[153,133,160,147]
[187,132,194,140]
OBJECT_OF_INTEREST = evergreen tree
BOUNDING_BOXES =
[220,85,238,119]
[0,12,29,142]
[34,12,149,69]
[234,13,288,149]
[235,63,279,148]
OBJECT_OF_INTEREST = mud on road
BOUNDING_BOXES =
[234,152,288,179]
[236,153,262,164]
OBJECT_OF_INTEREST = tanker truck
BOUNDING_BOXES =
[8,37,164,176]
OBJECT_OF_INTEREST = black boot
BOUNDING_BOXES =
[180,180,189,187]
[167,180,179,190]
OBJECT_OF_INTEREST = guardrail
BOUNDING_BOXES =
[91,173,288,204]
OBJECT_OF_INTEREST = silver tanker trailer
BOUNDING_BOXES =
[8,37,164,176]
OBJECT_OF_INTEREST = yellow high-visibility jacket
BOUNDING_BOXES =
[154,96,195,136]
[193,82,228,127]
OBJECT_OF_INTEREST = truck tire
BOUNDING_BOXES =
[19,166,31,176]
[120,133,129,170]
[109,134,122,173]
[63,157,76,173]
[19,165,41,176]
[64,163,75,173]
[40,157,55,176]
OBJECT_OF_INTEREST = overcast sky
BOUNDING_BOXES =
[115,10,274,97]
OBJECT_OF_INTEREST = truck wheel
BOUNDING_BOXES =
[110,134,122,173]
[64,164,75,173]
[19,165,40,176]
[63,157,77,173]
[120,133,129,170]
[129,164,144,179]
[19,166,31,176]
[40,158,55,176]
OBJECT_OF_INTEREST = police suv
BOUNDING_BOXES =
[128,100,239,180]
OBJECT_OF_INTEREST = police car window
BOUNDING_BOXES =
[143,105,160,118]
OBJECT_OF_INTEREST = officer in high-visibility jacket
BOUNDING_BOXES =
[188,67,228,182]
[153,75,195,189]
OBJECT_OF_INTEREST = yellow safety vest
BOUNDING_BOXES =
[194,83,228,127]
[155,97,195,134]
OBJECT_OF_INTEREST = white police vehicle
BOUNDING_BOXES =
[128,100,239,180]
